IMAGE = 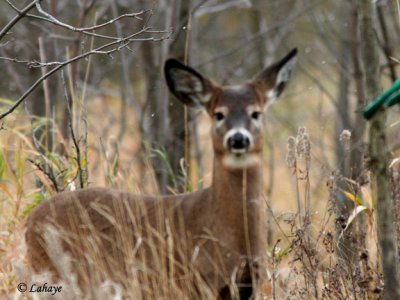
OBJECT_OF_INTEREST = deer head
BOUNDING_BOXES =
[164,49,297,171]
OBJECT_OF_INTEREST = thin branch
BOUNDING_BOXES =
[1,32,169,69]
[0,0,42,42]
[0,26,167,121]
[61,70,85,188]
[27,158,60,192]
[25,14,126,40]
[194,0,251,17]
[5,1,148,41]
[35,2,145,32]
[0,56,30,64]
[4,0,20,11]
[196,0,321,67]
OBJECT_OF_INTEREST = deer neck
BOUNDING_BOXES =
[210,153,263,209]
[208,152,266,257]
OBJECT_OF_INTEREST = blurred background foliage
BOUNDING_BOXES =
[0,0,399,298]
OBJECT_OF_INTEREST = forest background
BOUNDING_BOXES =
[0,0,399,298]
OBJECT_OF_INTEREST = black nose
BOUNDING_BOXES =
[228,132,250,151]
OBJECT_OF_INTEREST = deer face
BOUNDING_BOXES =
[209,85,264,169]
[164,49,297,169]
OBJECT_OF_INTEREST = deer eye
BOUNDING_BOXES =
[251,111,261,120]
[214,112,225,121]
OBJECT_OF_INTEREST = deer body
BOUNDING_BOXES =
[25,49,297,299]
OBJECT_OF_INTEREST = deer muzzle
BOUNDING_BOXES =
[224,128,253,154]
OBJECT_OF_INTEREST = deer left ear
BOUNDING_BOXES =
[253,48,297,107]
[164,59,215,108]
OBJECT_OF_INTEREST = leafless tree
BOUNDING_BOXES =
[358,0,400,298]
[0,0,168,190]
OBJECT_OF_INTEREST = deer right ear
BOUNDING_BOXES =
[253,48,297,107]
[164,59,214,107]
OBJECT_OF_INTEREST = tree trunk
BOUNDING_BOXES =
[141,38,170,194]
[139,1,174,194]
[390,161,400,259]
[358,1,400,298]
[167,0,191,193]
[335,0,368,263]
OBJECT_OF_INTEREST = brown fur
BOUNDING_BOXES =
[26,166,266,295]
[25,50,296,299]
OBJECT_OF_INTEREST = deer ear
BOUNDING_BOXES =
[253,48,297,106]
[164,59,215,108]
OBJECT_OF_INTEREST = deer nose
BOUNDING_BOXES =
[228,132,250,153]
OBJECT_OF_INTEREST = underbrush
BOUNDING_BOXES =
[0,109,396,299]
[269,127,383,299]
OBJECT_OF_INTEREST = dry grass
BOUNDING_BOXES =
[22,209,217,299]
[0,98,396,299]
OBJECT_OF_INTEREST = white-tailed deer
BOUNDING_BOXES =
[25,49,297,299]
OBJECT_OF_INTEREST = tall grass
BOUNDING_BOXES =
[0,100,158,298]
[23,196,218,299]
[0,104,393,299]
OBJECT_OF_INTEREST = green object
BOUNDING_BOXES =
[384,91,400,108]
[363,79,400,119]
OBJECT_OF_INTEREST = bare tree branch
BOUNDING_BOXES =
[196,0,321,67]
[0,26,168,121]
[0,0,42,42]
[61,70,86,188]
[34,2,145,33]
[4,1,148,41]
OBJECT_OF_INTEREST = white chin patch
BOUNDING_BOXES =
[222,153,260,169]
[231,148,247,154]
